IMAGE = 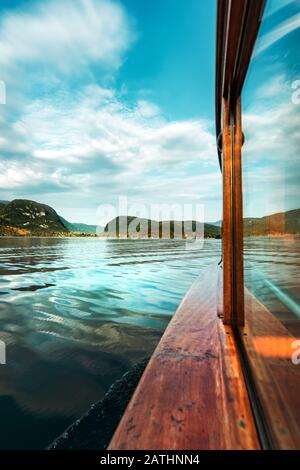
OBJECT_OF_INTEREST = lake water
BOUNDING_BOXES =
[0,237,220,449]
[0,236,299,449]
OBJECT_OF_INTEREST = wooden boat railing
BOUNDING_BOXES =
[109,264,300,450]
[109,264,260,450]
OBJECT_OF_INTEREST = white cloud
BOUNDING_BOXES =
[244,101,300,158]
[7,84,215,169]
[242,74,300,217]
[255,74,289,99]
[0,161,44,189]
[136,100,160,118]
[243,74,300,159]
[0,0,134,77]
[255,12,300,55]
[0,0,221,222]
[0,83,217,209]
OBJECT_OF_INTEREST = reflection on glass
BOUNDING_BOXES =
[242,0,300,337]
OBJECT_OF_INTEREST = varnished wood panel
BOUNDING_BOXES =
[222,97,244,326]
[109,265,259,450]
[222,98,233,325]
[233,97,244,325]
[241,290,300,449]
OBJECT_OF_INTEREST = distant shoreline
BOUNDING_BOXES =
[1,200,299,239]
[0,233,299,240]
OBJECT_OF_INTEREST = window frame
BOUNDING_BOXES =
[216,0,300,449]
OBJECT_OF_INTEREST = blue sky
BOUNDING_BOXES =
[0,0,299,224]
[242,0,300,218]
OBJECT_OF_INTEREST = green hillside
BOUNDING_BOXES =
[0,199,68,234]
[104,216,221,238]
[244,208,300,235]
[59,216,99,235]
[0,199,298,238]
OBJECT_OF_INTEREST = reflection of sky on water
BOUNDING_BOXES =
[0,237,220,449]
[0,236,299,449]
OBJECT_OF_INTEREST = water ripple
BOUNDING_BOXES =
[0,237,220,449]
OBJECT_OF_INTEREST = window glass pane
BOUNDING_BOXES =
[242,0,300,336]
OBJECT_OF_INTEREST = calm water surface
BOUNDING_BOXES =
[0,237,220,449]
[0,236,299,449]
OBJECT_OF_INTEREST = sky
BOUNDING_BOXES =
[242,0,300,219]
[0,0,299,224]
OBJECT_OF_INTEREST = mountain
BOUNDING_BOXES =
[0,199,69,234]
[0,198,298,238]
[59,216,99,235]
[102,208,300,239]
[0,199,101,235]
[210,220,222,227]
[210,209,300,235]
[0,200,9,210]
[243,208,300,235]
[104,216,221,239]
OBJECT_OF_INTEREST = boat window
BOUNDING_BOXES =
[242,0,300,337]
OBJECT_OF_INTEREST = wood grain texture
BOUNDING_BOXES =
[109,265,259,450]
[241,290,300,449]
[233,97,244,326]
[222,97,244,326]
[222,98,233,325]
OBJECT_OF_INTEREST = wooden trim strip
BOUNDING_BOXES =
[232,0,266,101]
[215,0,228,169]
[240,290,300,449]
[222,96,244,326]
[232,97,244,326]
[222,98,233,324]
[215,0,266,145]
[109,265,260,450]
